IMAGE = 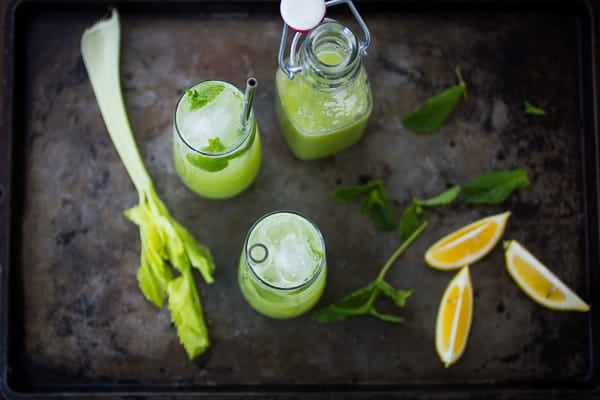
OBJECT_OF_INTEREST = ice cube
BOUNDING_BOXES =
[248,212,324,288]
[180,110,214,148]
[262,218,289,246]
[274,234,317,286]
[178,84,244,150]
[253,262,279,285]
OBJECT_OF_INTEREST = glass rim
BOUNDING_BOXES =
[173,79,256,158]
[243,210,326,292]
[305,21,359,72]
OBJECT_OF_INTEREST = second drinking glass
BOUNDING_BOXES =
[238,210,327,319]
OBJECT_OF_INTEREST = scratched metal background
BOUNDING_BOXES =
[2,0,597,397]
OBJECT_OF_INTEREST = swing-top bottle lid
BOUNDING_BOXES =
[280,0,326,33]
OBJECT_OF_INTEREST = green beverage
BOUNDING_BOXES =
[238,211,327,319]
[275,63,372,160]
[173,79,261,199]
[275,19,373,160]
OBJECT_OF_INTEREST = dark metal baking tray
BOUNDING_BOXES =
[1,0,599,398]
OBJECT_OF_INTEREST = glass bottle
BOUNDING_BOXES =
[275,0,372,160]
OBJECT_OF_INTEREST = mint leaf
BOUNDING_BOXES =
[402,85,465,133]
[186,153,228,173]
[204,137,226,153]
[312,283,378,322]
[360,189,396,230]
[187,84,225,111]
[369,308,405,323]
[376,280,413,307]
[398,203,421,241]
[415,185,461,207]
[332,179,396,230]
[402,68,467,134]
[399,186,460,241]
[463,169,530,204]
[332,180,380,202]
[324,282,378,312]
[311,307,356,323]
[186,137,229,172]
[524,100,546,116]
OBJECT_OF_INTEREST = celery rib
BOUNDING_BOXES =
[81,9,215,359]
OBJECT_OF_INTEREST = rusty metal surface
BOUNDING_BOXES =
[2,0,598,397]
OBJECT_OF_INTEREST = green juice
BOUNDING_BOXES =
[173,80,261,199]
[275,51,372,160]
[238,211,327,319]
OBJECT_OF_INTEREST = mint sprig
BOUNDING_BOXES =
[332,179,396,230]
[415,185,461,207]
[187,84,225,111]
[463,169,530,204]
[313,222,427,323]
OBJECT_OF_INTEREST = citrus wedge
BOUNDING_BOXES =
[435,266,473,367]
[504,240,590,311]
[425,211,510,270]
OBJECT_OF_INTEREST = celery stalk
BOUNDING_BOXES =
[81,9,215,359]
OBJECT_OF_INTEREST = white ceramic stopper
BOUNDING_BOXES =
[280,0,326,33]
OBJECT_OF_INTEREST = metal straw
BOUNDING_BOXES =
[240,77,258,128]
[249,243,269,264]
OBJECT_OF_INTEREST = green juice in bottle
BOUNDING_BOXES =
[275,14,372,160]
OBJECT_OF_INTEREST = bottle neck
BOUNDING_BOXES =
[300,21,362,89]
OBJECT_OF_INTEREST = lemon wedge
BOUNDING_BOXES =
[425,211,510,270]
[435,266,473,367]
[504,240,589,311]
